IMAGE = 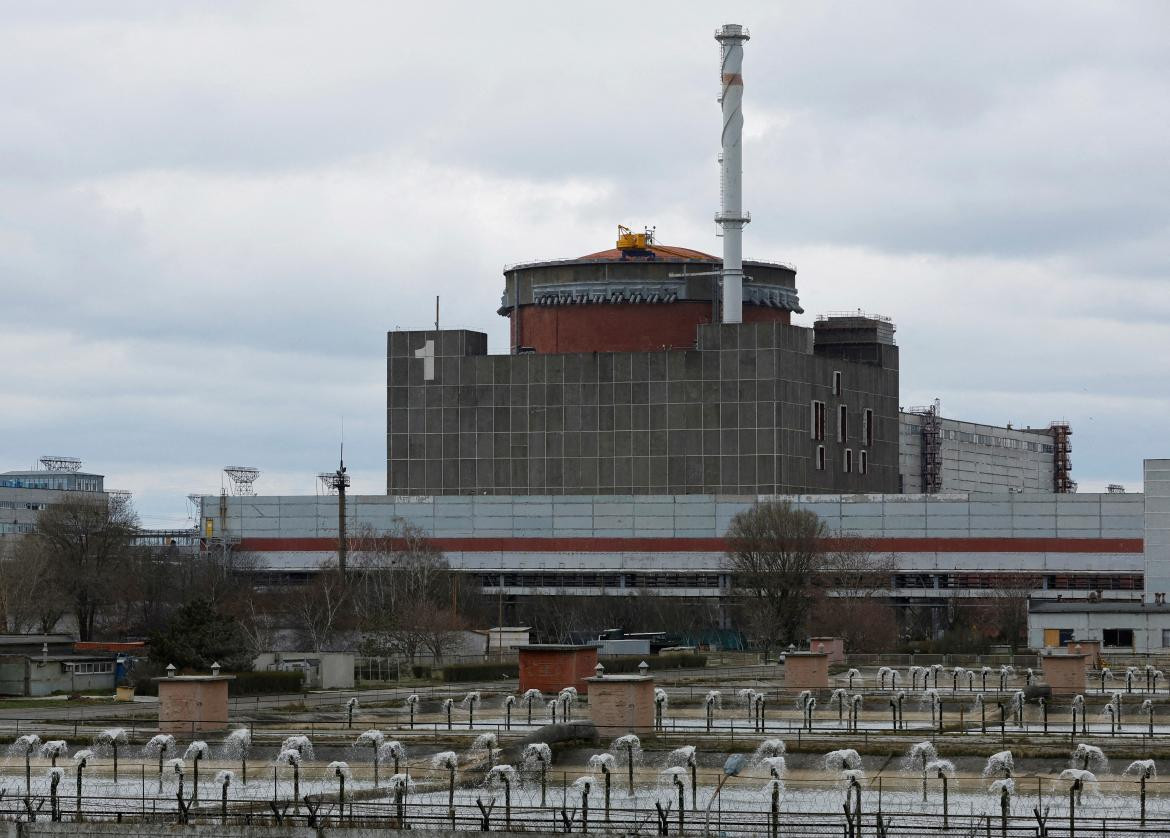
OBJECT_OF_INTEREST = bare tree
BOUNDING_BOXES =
[29,493,137,641]
[414,605,467,663]
[725,501,826,653]
[0,537,66,633]
[348,520,482,660]
[973,575,1037,648]
[809,596,899,653]
[235,584,281,656]
[105,545,175,638]
[726,501,892,654]
[287,562,351,651]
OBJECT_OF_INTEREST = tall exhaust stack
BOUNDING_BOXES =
[715,23,750,324]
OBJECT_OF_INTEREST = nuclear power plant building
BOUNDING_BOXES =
[195,23,1156,643]
[388,241,899,497]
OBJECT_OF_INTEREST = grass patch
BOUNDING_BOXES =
[0,697,111,709]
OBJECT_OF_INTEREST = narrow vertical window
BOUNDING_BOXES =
[860,450,868,475]
[811,400,826,441]
[838,404,847,442]
[864,408,874,446]
[833,371,842,396]
[844,449,853,473]
[816,445,826,471]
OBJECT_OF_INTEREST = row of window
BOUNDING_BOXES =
[0,523,35,534]
[1048,629,1170,649]
[893,573,1142,591]
[64,661,114,674]
[0,478,101,491]
[481,573,724,590]
[810,400,874,446]
[912,428,1056,454]
[814,446,869,474]
[0,501,47,510]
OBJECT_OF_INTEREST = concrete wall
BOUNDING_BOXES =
[204,491,1144,543]
[0,484,106,541]
[0,658,24,695]
[598,638,651,656]
[899,413,1057,494]
[1027,608,1170,654]
[0,657,115,697]
[201,490,1144,599]
[1143,459,1170,603]
[386,320,899,496]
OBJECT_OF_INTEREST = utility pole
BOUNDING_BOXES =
[337,455,348,575]
[320,447,351,575]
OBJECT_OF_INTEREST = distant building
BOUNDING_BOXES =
[0,459,105,542]
[899,403,1073,494]
[253,651,355,690]
[388,236,901,497]
[0,635,123,697]
[1028,459,1170,652]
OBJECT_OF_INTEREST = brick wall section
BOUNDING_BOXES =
[784,653,829,689]
[513,303,788,354]
[156,678,231,734]
[1041,654,1087,695]
[518,646,598,695]
[586,676,654,736]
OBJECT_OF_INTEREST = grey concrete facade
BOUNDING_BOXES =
[205,491,1145,543]
[899,412,1058,494]
[386,320,899,496]
[0,469,105,543]
[0,654,116,696]
[199,489,1144,601]
[1142,458,1170,603]
[1027,600,1170,653]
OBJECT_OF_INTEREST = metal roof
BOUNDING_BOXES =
[576,244,718,262]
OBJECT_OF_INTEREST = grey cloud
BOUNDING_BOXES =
[1,1,1167,523]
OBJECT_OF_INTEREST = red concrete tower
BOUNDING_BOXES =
[499,227,802,354]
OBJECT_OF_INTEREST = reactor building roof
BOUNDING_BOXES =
[498,227,802,354]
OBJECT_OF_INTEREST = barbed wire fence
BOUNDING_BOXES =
[2,760,1170,835]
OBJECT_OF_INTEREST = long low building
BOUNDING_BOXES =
[198,487,1145,602]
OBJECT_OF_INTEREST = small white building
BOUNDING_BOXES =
[1028,600,1170,653]
[481,626,531,655]
[1027,459,1170,653]
[253,651,355,690]
[0,654,118,697]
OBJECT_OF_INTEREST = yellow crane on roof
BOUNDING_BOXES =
[616,225,655,251]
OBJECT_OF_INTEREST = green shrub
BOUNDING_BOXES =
[130,660,165,696]
[440,661,519,682]
[229,670,305,695]
[601,652,707,673]
[130,667,304,697]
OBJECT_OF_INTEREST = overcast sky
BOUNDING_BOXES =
[2,2,1167,526]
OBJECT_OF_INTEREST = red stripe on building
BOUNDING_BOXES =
[235,536,1144,554]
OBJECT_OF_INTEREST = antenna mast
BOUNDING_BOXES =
[319,447,351,574]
